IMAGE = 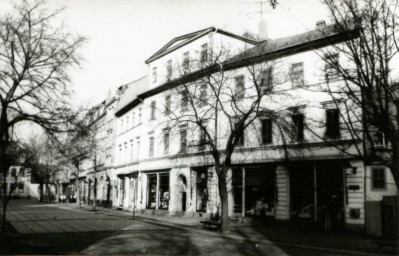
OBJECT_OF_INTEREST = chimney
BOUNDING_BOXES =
[258,20,268,41]
[316,20,326,29]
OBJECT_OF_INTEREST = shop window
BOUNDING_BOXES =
[292,113,304,141]
[261,119,273,144]
[372,168,386,190]
[232,168,243,213]
[147,173,170,210]
[147,175,157,209]
[326,109,340,138]
[159,174,170,209]
[196,169,208,212]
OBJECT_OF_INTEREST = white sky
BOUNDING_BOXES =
[0,0,330,107]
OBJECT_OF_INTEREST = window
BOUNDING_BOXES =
[150,101,156,120]
[290,62,304,86]
[261,119,273,144]
[260,67,273,94]
[326,109,340,138]
[199,128,207,150]
[139,108,142,123]
[163,132,169,155]
[11,168,16,177]
[165,95,171,115]
[130,141,134,161]
[201,43,208,62]
[372,168,386,190]
[183,52,190,72]
[152,67,157,83]
[149,137,154,157]
[292,113,304,141]
[181,91,188,112]
[136,139,141,160]
[124,144,128,163]
[199,83,207,106]
[375,131,389,148]
[132,112,135,126]
[118,146,122,164]
[325,53,339,81]
[120,119,124,133]
[234,121,244,146]
[235,76,245,100]
[180,129,187,153]
[126,115,130,129]
[167,60,172,80]
[18,183,24,193]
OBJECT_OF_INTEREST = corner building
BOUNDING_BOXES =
[111,25,397,232]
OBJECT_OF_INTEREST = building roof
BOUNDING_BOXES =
[145,27,259,64]
[116,24,359,117]
[116,76,149,113]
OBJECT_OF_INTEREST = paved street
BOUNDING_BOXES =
[0,199,394,255]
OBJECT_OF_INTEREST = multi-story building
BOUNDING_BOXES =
[100,24,398,232]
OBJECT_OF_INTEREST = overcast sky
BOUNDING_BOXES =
[0,0,330,106]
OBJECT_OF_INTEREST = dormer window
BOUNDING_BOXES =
[152,67,157,83]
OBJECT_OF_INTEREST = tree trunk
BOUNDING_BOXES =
[76,179,81,208]
[92,178,97,211]
[39,183,43,202]
[218,171,229,233]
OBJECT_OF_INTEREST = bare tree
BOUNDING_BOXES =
[0,0,85,196]
[305,0,399,187]
[164,45,294,233]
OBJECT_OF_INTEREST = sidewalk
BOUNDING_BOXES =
[62,202,397,255]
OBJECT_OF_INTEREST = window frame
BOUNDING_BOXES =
[292,112,305,141]
[290,62,304,86]
[371,167,386,190]
[200,43,208,62]
[261,118,273,144]
[152,67,157,83]
[325,108,340,139]
[235,75,245,100]
[149,136,155,157]
[150,101,156,120]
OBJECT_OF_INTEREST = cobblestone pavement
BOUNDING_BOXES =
[1,199,396,255]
